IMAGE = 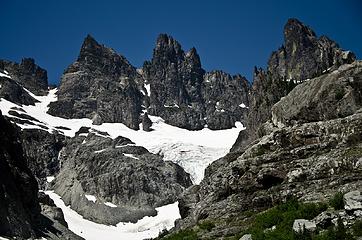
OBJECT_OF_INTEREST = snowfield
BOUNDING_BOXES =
[0,88,244,240]
[45,191,180,240]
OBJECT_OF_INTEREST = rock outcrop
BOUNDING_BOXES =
[143,34,250,130]
[0,58,48,96]
[52,128,192,225]
[47,35,144,130]
[272,62,362,127]
[171,61,362,238]
[231,18,356,152]
[0,69,38,105]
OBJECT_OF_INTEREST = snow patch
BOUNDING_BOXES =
[104,202,117,208]
[124,153,139,160]
[239,103,247,108]
[95,149,106,154]
[45,191,180,240]
[46,176,55,183]
[144,83,151,97]
[164,103,179,108]
[85,195,97,203]
[0,71,11,79]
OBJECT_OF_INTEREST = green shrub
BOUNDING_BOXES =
[198,220,215,231]
[335,88,345,101]
[329,192,344,210]
[352,220,362,236]
[162,229,198,240]
[247,199,327,240]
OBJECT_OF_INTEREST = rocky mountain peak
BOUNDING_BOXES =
[78,34,102,57]
[185,47,202,68]
[73,34,132,76]
[156,34,182,51]
[48,35,143,129]
[283,18,317,51]
[153,34,184,65]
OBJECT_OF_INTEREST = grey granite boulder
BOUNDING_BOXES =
[344,191,362,211]
[293,219,316,233]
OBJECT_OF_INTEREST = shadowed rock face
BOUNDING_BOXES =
[143,34,250,130]
[0,111,83,240]
[0,58,48,96]
[231,18,355,152]
[20,129,66,188]
[0,73,38,105]
[0,110,40,238]
[47,35,144,130]
[52,129,192,225]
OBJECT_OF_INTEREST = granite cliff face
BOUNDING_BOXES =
[231,18,355,152]
[47,35,144,130]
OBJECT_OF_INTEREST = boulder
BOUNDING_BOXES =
[344,191,362,211]
[239,234,252,240]
[293,219,317,233]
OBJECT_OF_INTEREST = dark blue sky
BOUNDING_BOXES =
[0,0,361,84]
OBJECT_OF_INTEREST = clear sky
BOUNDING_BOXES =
[0,0,361,84]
